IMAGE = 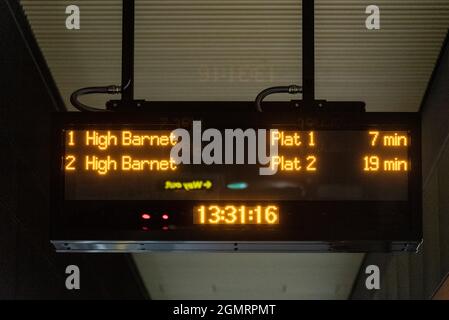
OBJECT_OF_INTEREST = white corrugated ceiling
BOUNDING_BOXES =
[21,0,449,111]
[20,0,448,299]
[134,253,363,300]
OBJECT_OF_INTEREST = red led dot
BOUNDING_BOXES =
[162,214,169,220]
[142,226,149,231]
[162,226,169,231]
[141,213,151,220]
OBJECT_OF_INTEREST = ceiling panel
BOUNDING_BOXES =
[133,253,364,300]
[21,0,449,111]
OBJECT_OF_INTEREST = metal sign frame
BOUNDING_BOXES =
[51,110,422,252]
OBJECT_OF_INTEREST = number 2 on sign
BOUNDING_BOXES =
[65,155,76,171]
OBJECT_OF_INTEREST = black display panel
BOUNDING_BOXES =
[51,111,422,252]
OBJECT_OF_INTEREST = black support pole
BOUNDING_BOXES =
[121,0,135,102]
[302,0,315,103]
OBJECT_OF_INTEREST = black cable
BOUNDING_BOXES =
[70,85,121,112]
[255,85,302,112]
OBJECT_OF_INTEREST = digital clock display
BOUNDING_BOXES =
[193,205,279,225]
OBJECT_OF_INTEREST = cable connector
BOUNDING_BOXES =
[70,85,122,112]
[255,85,302,112]
[107,85,122,94]
[288,85,302,94]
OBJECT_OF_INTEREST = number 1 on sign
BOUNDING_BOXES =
[67,131,75,146]
[309,131,315,147]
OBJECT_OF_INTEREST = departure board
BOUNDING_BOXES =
[51,111,422,253]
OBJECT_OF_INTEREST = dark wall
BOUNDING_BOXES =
[0,0,148,299]
[351,31,449,300]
